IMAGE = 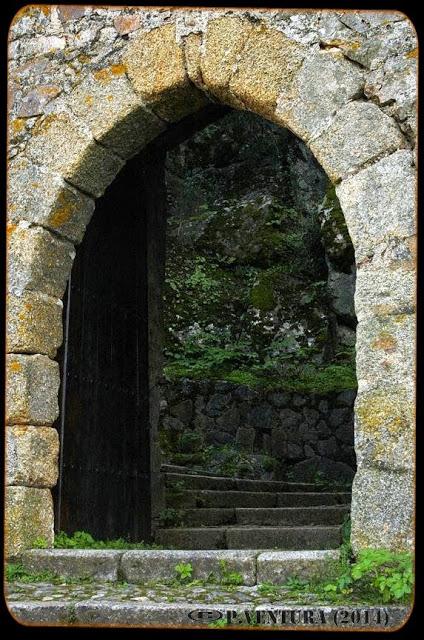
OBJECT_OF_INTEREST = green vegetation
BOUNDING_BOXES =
[219,560,244,586]
[174,562,193,583]
[34,530,164,550]
[165,444,279,480]
[158,508,185,528]
[5,563,94,585]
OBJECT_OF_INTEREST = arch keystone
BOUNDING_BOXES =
[124,23,209,122]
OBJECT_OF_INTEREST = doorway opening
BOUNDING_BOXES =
[54,106,357,547]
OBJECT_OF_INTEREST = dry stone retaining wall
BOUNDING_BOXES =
[6,6,417,555]
[160,381,356,482]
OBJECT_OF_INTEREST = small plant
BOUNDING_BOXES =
[219,559,244,586]
[158,508,184,528]
[53,530,163,550]
[174,562,193,583]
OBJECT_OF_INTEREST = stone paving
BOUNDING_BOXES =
[5,580,411,629]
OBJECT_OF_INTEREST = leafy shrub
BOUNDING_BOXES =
[53,531,163,550]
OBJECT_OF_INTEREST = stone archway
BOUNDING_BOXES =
[6,10,416,556]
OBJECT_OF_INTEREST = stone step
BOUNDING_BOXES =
[165,472,350,493]
[182,505,349,527]
[8,600,410,629]
[155,526,342,550]
[19,548,340,585]
[167,489,351,509]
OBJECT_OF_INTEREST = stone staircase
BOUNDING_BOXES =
[155,465,351,550]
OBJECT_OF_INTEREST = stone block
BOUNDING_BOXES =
[257,549,339,585]
[356,313,415,393]
[170,399,193,424]
[7,291,63,358]
[25,112,124,198]
[21,549,123,581]
[124,23,208,122]
[6,426,59,488]
[7,603,73,625]
[6,354,59,425]
[8,157,95,244]
[7,222,74,298]
[351,466,414,552]
[355,386,414,472]
[310,102,406,182]
[200,16,255,107]
[336,150,416,262]
[276,51,363,140]
[230,22,306,116]
[236,427,256,452]
[67,70,166,160]
[5,486,54,557]
[121,550,257,585]
[355,265,415,321]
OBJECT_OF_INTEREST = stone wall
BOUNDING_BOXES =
[6,7,417,554]
[160,380,356,482]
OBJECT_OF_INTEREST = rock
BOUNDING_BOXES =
[335,422,354,445]
[114,14,141,35]
[7,223,74,299]
[236,427,256,452]
[279,408,302,429]
[25,112,124,199]
[162,416,185,432]
[316,436,338,458]
[170,399,193,425]
[329,408,350,428]
[336,390,356,407]
[216,406,240,433]
[268,391,291,407]
[304,444,315,458]
[6,354,59,425]
[205,394,231,417]
[6,426,59,488]
[327,270,356,322]
[257,549,340,585]
[21,549,123,581]
[7,291,63,358]
[270,429,287,458]
[315,420,331,438]
[311,101,406,182]
[66,70,165,161]
[289,456,354,483]
[8,158,95,244]
[287,443,303,460]
[302,407,319,427]
[5,486,54,557]
[276,50,363,141]
[336,150,415,264]
[246,403,273,429]
[292,394,308,407]
[16,85,61,117]
[351,467,413,552]
[124,22,207,121]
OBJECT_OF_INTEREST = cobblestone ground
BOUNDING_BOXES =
[6,580,324,606]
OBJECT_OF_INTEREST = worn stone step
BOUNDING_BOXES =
[235,506,349,526]
[165,472,350,493]
[155,527,227,550]
[181,505,349,527]
[182,508,236,527]
[168,489,351,509]
[121,549,258,585]
[226,526,342,550]
[8,601,410,629]
[19,548,339,586]
[155,525,342,550]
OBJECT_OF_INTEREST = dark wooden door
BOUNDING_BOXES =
[55,158,152,542]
